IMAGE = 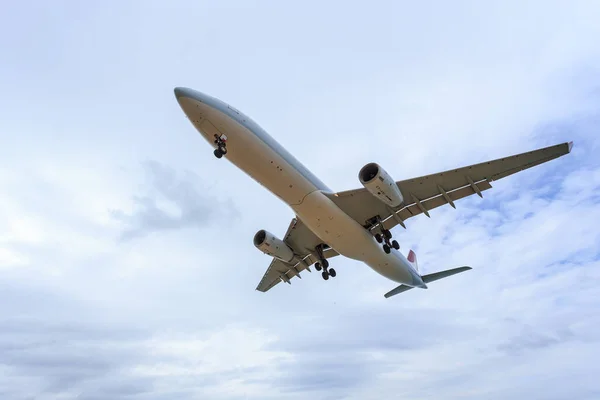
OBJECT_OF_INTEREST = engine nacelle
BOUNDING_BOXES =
[253,229,295,262]
[358,162,404,208]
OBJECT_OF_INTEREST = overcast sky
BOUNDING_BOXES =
[1,1,599,399]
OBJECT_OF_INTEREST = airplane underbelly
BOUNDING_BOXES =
[291,191,353,250]
[182,98,315,205]
[292,191,372,261]
[293,191,416,284]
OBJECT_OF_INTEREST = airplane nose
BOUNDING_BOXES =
[173,87,220,112]
[174,87,190,100]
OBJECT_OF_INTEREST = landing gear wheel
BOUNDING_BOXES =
[321,259,329,268]
[213,134,228,156]
[213,148,223,158]
[392,240,400,250]
[375,233,383,243]
[322,271,329,280]
[315,262,322,271]
[328,268,336,278]
[383,229,392,240]
[383,244,391,254]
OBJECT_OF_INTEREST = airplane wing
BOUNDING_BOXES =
[325,141,573,232]
[255,217,340,292]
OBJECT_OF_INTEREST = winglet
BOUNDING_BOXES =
[568,141,574,153]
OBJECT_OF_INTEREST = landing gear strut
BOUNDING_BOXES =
[314,244,336,280]
[213,134,228,158]
[371,218,399,254]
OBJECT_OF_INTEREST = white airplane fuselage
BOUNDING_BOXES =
[175,87,426,288]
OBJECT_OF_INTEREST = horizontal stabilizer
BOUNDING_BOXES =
[384,266,472,298]
[422,266,472,283]
[384,284,415,298]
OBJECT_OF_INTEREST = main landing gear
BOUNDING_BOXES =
[313,244,336,280]
[213,134,228,158]
[374,227,400,254]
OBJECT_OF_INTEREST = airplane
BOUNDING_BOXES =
[173,87,573,298]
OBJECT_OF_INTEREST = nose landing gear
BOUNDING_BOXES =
[213,134,228,158]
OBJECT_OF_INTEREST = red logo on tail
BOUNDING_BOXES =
[407,250,416,263]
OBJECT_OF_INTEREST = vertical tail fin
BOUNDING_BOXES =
[407,249,419,272]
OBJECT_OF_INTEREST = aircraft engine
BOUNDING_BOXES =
[358,162,404,208]
[253,229,295,262]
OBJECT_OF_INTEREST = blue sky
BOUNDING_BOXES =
[1,1,600,399]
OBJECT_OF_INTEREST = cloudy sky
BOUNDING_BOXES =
[1,1,599,399]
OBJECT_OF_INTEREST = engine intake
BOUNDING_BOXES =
[253,229,295,262]
[358,162,404,208]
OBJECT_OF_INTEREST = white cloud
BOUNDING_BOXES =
[1,0,599,399]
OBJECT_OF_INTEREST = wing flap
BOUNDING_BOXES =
[398,141,571,201]
[326,141,572,231]
[381,180,493,230]
[256,250,337,293]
